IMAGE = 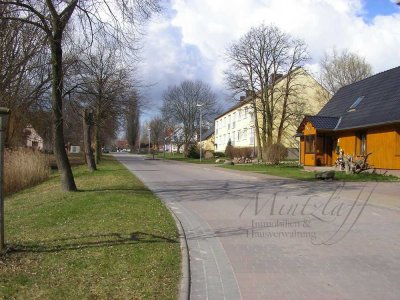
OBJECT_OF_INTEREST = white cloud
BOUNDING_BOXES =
[139,0,400,113]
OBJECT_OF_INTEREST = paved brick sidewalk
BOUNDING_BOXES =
[116,154,400,300]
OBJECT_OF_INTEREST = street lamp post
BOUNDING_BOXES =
[0,108,10,252]
[164,137,166,159]
[148,128,151,155]
[196,103,203,162]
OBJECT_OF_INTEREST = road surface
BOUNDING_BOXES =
[115,154,400,300]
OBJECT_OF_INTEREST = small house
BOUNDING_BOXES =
[23,125,43,150]
[297,66,400,171]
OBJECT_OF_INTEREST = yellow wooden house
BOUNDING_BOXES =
[297,66,400,170]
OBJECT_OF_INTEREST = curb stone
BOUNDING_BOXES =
[166,204,191,300]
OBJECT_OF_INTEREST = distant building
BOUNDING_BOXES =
[214,67,328,157]
[200,129,215,152]
[164,126,184,153]
[116,139,129,150]
[23,125,43,150]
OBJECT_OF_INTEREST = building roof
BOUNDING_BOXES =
[316,66,400,130]
[215,98,252,121]
[306,116,340,130]
[215,67,320,121]
[201,128,214,141]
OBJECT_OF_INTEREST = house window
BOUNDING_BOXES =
[237,130,241,141]
[232,113,236,129]
[349,96,365,110]
[305,135,315,154]
[356,132,367,156]
[244,107,248,118]
[250,128,255,145]
[243,128,247,140]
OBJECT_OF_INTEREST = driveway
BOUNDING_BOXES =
[115,154,400,300]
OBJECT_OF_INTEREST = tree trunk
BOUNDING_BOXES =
[83,109,96,172]
[50,36,77,192]
[251,101,263,161]
[94,122,101,164]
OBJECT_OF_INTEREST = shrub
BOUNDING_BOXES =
[225,139,234,159]
[4,149,51,195]
[266,143,288,164]
[234,147,253,159]
[204,150,214,159]
[187,144,200,158]
[214,151,226,158]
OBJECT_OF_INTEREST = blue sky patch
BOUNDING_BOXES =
[363,0,400,21]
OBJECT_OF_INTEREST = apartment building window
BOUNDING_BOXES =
[250,128,255,145]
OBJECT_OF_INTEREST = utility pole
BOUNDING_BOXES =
[0,108,10,252]
[196,103,203,162]
[148,128,151,154]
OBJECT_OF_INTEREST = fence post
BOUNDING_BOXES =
[0,107,10,252]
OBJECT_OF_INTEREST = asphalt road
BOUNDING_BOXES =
[115,154,400,300]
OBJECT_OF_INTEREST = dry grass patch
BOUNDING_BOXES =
[4,149,51,195]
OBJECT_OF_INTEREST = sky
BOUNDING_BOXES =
[138,0,400,120]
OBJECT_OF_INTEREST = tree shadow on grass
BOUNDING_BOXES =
[78,187,150,193]
[4,232,178,255]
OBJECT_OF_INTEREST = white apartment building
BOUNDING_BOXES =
[214,68,328,155]
[214,98,257,152]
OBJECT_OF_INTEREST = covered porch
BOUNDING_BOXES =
[297,116,340,167]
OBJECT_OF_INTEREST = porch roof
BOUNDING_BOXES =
[296,115,339,134]
[306,116,340,130]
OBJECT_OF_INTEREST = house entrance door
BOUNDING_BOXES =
[316,135,333,166]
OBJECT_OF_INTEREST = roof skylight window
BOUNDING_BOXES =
[349,96,364,110]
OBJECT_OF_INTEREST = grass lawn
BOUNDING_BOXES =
[148,152,218,164]
[0,156,180,299]
[220,164,399,182]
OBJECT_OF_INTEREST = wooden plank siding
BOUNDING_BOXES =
[300,123,400,170]
[303,121,316,166]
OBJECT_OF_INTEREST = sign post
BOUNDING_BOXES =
[0,107,10,252]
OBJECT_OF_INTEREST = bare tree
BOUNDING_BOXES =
[225,24,310,159]
[149,116,165,150]
[320,48,372,94]
[83,109,96,171]
[72,44,133,163]
[0,0,161,191]
[125,90,141,152]
[162,80,219,156]
[0,6,50,147]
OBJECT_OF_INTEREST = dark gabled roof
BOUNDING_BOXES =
[296,115,340,133]
[201,128,214,141]
[306,116,340,130]
[317,66,400,130]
